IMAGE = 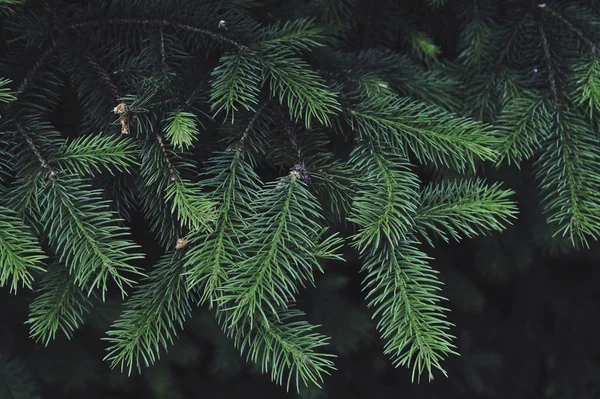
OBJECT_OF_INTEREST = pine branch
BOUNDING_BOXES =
[27,263,93,345]
[0,205,46,293]
[414,179,518,246]
[104,251,196,374]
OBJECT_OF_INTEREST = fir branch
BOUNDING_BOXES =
[0,205,46,293]
[414,179,518,246]
[27,263,93,345]
[362,241,456,381]
[104,251,196,374]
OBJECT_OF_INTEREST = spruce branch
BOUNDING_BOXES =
[184,151,261,307]
[573,54,600,119]
[495,96,553,165]
[535,108,600,247]
[162,111,200,150]
[226,309,335,391]
[362,241,456,382]
[210,54,262,121]
[348,143,420,254]
[27,263,93,345]
[348,95,499,171]
[0,78,16,103]
[538,21,560,102]
[539,4,599,53]
[0,205,46,293]
[16,42,57,94]
[255,18,324,53]
[165,178,216,232]
[220,172,339,329]
[104,251,196,374]
[414,179,518,246]
[259,51,341,127]
[52,134,139,176]
[37,175,145,297]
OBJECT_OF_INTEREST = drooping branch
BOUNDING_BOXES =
[67,19,252,53]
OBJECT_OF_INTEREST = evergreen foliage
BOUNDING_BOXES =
[2,0,599,397]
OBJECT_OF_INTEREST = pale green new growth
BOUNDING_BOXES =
[163,111,201,150]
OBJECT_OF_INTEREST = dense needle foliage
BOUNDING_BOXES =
[1,0,599,398]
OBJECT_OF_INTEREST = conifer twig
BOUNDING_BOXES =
[156,134,177,181]
[17,43,57,94]
[15,122,55,177]
[538,22,559,102]
[539,4,599,53]
[67,19,252,53]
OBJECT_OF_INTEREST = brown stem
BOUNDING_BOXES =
[84,51,120,101]
[156,134,177,181]
[540,4,598,53]
[68,18,252,53]
[17,43,57,94]
[15,122,55,177]
[538,22,559,103]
